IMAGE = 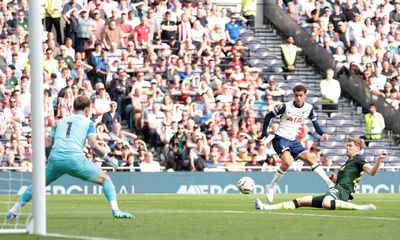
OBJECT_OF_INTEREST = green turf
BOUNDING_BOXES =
[1,194,400,240]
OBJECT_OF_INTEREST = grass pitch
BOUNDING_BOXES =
[1,194,400,240]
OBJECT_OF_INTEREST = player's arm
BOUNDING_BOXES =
[309,106,328,140]
[88,134,119,170]
[45,126,56,155]
[87,122,119,170]
[45,134,54,149]
[329,173,337,183]
[87,134,108,158]
[363,149,387,176]
[260,104,285,138]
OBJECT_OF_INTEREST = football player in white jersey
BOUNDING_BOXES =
[260,85,334,202]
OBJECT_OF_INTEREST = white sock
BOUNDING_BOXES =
[334,200,372,210]
[311,164,334,187]
[269,168,286,189]
[110,200,119,211]
[270,201,296,210]
[9,202,21,214]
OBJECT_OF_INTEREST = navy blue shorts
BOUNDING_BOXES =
[272,135,307,159]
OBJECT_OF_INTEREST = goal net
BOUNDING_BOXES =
[0,170,32,234]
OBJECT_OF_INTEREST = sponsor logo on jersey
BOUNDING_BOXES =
[286,116,303,123]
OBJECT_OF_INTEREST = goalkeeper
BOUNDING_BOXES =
[256,136,387,211]
[6,96,133,219]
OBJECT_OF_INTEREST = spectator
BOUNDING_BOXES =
[245,152,262,172]
[204,151,224,171]
[261,154,278,172]
[62,0,82,44]
[280,35,301,72]
[43,48,58,76]
[102,20,124,50]
[146,8,159,41]
[225,14,246,44]
[389,1,400,24]
[101,101,122,132]
[160,11,177,41]
[320,155,334,172]
[189,138,207,171]
[11,10,28,32]
[310,146,323,163]
[386,88,400,110]
[57,85,75,116]
[133,16,151,49]
[164,139,185,171]
[133,143,147,163]
[76,8,95,53]
[320,68,341,117]
[287,2,300,24]
[45,0,63,45]
[241,0,256,27]
[194,8,208,28]
[236,147,251,165]
[329,3,347,32]
[139,151,161,172]
[297,124,315,150]
[364,103,385,141]
[94,50,110,85]
[224,150,244,172]
[266,78,285,101]
[3,97,24,132]
[210,24,226,43]
[178,13,192,42]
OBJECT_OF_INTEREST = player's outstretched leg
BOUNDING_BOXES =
[310,163,335,188]
[299,152,334,188]
[256,198,297,210]
[6,185,33,219]
[102,178,133,219]
[266,168,286,203]
[266,151,293,203]
[332,200,376,210]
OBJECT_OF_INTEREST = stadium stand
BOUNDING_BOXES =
[0,0,399,173]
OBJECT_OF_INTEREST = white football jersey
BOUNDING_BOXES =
[273,101,316,141]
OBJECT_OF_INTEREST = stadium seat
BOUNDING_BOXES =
[286,75,303,82]
[324,148,346,156]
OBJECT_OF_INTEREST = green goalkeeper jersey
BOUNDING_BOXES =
[336,154,367,193]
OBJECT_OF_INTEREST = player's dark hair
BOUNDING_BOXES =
[293,85,307,94]
[73,96,91,111]
[347,136,365,150]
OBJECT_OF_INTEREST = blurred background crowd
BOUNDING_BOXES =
[0,0,398,172]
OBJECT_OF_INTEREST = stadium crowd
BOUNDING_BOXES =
[1,0,390,173]
[284,0,400,110]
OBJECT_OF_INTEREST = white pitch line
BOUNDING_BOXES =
[134,209,400,221]
[47,209,400,222]
[46,233,115,240]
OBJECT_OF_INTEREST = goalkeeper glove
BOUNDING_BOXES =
[104,155,119,171]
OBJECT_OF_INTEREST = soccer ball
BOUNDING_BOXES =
[237,177,255,194]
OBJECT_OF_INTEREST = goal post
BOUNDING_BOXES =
[1,0,47,235]
[29,0,47,235]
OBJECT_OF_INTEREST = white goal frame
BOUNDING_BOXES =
[30,0,47,235]
[1,0,47,235]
